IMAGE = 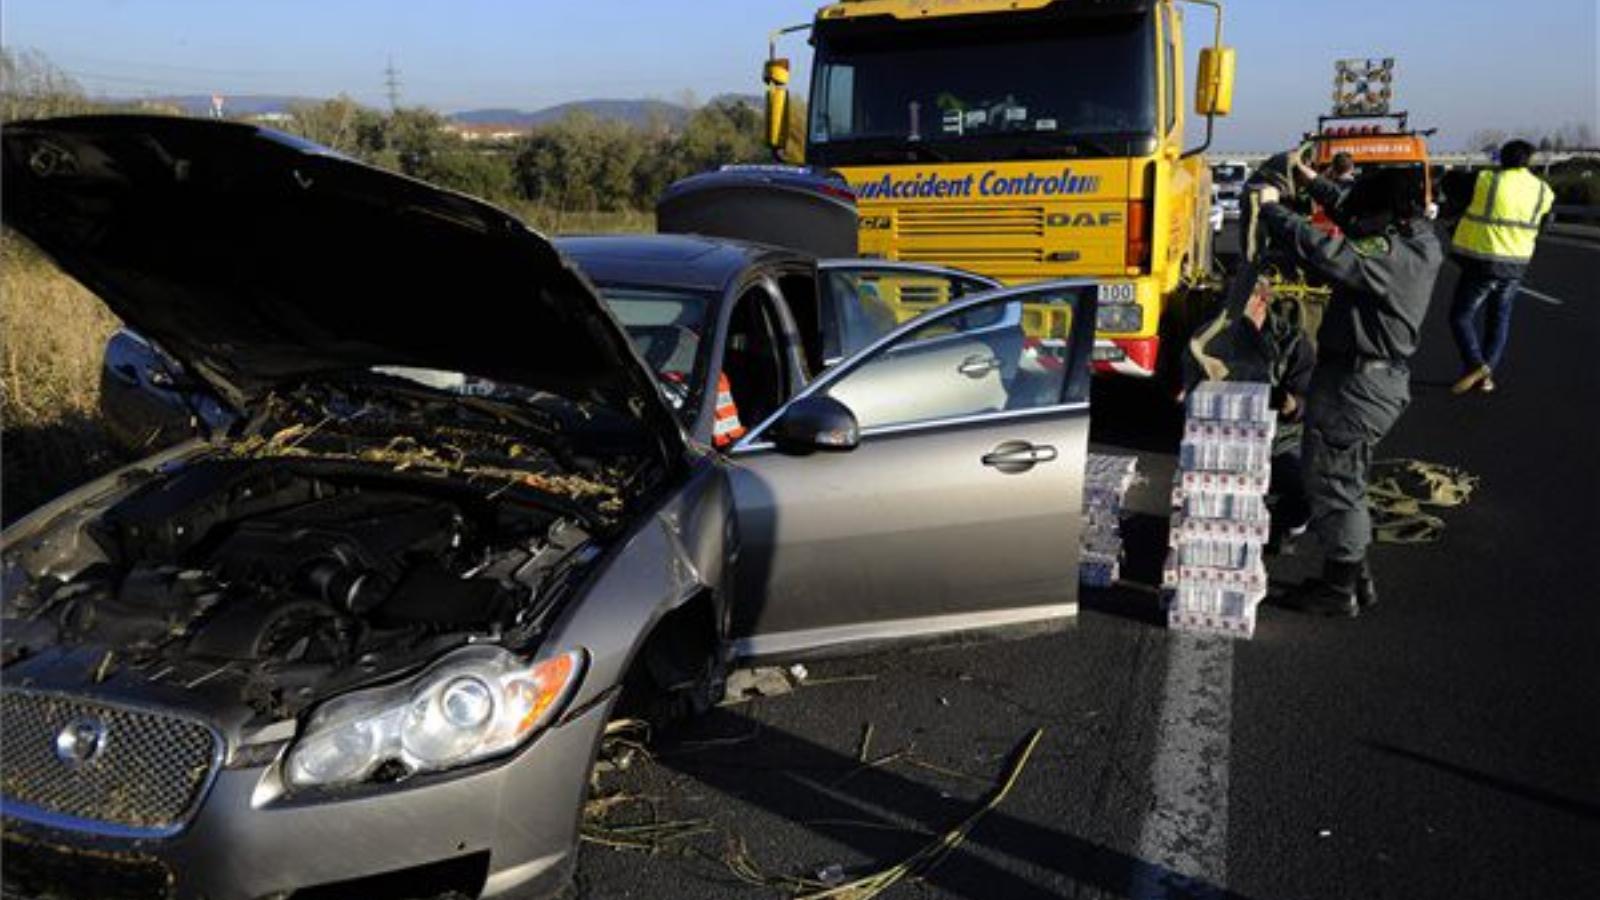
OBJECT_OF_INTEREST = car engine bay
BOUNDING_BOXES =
[1,457,603,718]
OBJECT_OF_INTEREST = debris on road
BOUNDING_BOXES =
[795,727,1046,900]
[1368,459,1479,544]
[1164,381,1275,637]
[815,862,848,886]
[723,666,802,702]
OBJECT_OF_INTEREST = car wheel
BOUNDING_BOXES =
[614,593,724,733]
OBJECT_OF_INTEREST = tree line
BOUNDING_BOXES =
[1,47,771,213]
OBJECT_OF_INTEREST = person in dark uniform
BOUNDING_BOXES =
[1183,272,1316,545]
[1255,164,1443,617]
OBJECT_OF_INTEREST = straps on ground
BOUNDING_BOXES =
[1367,459,1479,545]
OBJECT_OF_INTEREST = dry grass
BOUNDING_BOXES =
[1,234,130,520]
[510,204,655,235]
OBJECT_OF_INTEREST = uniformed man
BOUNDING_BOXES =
[1446,139,1553,394]
[1255,164,1443,617]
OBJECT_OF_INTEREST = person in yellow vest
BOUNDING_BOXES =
[1448,140,1554,394]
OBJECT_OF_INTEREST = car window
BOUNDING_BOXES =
[599,286,716,417]
[822,269,995,361]
[820,285,1089,432]
[776,272,824,376]
[722,288,789,431]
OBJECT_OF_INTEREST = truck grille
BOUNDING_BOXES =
[898,204,1045,238]
[1,690,219,833]
[897,247,1045,267]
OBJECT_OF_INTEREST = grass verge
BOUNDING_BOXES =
[1,234,129,521]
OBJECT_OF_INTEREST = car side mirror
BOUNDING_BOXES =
[770,395,859,453]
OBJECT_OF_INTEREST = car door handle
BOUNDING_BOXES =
[982,442,1058,471]
[958,354,1001,378]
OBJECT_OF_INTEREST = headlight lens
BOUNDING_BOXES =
[1096,302,1144,333]
[285,646,584,789]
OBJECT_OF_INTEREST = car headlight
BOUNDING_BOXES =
[285,646,584,789]
[1096,302,1144,333]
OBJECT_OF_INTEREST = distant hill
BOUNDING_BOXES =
[451,99,691,129]
[104,93,755,130]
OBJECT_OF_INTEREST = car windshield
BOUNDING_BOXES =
[807,13,1156,165]
[1213,165,1248,183]
[597,286,717,420]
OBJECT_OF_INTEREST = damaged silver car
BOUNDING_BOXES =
[1,116,1098,899]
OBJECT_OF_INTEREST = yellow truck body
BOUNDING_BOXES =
[774,0,1233,377]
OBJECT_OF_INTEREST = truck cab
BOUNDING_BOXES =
[764,0,1236,378]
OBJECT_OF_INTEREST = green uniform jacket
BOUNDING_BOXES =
[1259,193,1443,362]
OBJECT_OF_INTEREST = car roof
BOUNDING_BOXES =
[554,234,813,295]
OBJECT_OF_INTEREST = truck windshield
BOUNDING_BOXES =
[807,13,1156,165]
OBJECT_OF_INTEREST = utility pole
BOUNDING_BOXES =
[383,57,402,111]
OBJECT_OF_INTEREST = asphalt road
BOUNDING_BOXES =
[575,229,1600,900]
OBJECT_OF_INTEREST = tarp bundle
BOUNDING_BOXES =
[1368,459,1479,544]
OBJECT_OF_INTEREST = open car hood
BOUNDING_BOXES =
[1,115,677,441]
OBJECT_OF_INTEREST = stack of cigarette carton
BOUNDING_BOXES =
[1164,382,1275,637]
[1080,453,1140,587]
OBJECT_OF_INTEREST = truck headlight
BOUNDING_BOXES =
[1096,303,1144,333]
[285,646,584,788]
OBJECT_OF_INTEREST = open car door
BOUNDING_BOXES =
[816,261,999,367]
[726,280,1097,659]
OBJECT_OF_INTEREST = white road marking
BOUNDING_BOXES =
[1520,286,1565,306]
[1130,632,1235,899]
[1520,285,1566,306]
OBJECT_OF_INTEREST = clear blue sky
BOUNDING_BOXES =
[5,0,1595,151]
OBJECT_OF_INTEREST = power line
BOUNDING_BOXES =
[383,57,401,110]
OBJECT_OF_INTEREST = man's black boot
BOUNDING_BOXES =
[1288,559,1361,618]
[1356,558,1379,609]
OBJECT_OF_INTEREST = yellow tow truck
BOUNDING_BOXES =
[762,0,1236,378]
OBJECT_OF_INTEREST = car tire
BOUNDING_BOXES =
[614,594,725,733]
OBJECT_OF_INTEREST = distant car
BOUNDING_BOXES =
[1212,160,1250,220]
[1,116,1099,900]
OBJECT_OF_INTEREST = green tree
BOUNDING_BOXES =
[282,95,387,158]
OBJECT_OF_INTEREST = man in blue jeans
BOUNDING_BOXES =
[1447,139,1554,394]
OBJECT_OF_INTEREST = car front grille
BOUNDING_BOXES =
[1,690,219,833]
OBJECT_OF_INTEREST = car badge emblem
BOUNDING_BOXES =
[55,717,108,768]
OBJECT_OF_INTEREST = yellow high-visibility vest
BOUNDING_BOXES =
[1451,167,1553,264]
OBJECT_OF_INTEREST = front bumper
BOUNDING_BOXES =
[1,700,611,900]
[1091,337,1159,377]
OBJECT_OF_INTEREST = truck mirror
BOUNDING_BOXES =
[1196,47,1236,117]
[764,58,791,152]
